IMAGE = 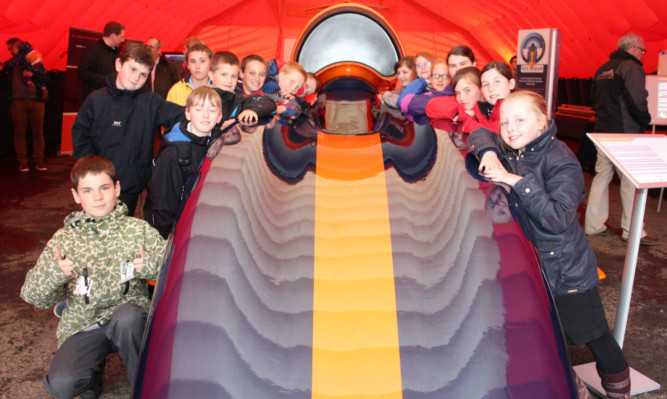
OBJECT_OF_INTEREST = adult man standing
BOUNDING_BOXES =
[3,38,49,172]
[144,37,180,99]
[584,33,657,245]
[77,21,125,104]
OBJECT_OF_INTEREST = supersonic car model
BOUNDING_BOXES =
[134,4,578,398]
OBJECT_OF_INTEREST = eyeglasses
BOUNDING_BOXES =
[634,46,647,55]
[431,74,448,80]
[416,62,431,68]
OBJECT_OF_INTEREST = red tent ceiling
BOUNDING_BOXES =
[2,0,666,78]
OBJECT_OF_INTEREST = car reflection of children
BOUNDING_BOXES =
[468,90,631,399]
[485,184,513,224]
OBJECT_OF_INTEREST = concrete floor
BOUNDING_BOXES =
[0,152,665,398]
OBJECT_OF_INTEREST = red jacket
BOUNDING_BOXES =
[426,97,502,133]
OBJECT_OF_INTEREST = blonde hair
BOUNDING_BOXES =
[185,86,222,110]
[279,62,307,80]
[503,91,547,119]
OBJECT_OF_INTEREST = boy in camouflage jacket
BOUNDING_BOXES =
[21,155,166,399]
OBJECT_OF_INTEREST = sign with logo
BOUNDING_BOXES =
[516,28,561,118]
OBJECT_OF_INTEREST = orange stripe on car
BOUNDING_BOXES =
[312,132,402,398]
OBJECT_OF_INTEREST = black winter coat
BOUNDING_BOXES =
[72,74,184,194]
[468,122,599,296]
[592,50,651,133]
[147,56,181,100]
[213,87,277,123]
[144,121,217,238]
[77,38,118,104]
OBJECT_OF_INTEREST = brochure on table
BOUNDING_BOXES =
[587,133,667,189]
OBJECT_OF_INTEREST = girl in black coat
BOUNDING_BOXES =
[468,91,631,399]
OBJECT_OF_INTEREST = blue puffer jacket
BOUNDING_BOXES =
[468,122,599,296]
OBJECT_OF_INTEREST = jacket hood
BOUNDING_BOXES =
[609,49,643,66]
[165,121,215,146]
[64,199,128,234]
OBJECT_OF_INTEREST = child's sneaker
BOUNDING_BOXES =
[53,300,67,318]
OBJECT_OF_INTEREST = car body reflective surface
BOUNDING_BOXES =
[133,4,576,398]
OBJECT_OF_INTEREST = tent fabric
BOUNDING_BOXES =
[1,0,665,78]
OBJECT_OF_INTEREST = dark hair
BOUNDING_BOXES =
[185,43,212,62]
[452,67,481,90]
[210,51,239,72]
[118,42,154,69]
[103,21,125,37]
[394,56,415,73]
[71,155,117,190]
[6,37,21,46]
[241,54,266,72]
[480,61,514,82]
[447,45,476,64]
[509,55,517,64]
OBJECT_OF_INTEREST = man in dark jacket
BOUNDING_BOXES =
[584,33,657,245]
[72,42,184,216]
[3,37,50,172]
[144,37,180,99]
[77,21,125,104]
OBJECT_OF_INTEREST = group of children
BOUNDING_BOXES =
[382,45,632,398]
[21,39,631,399]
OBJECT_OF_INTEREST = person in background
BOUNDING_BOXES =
[426,66,482,131]
[2,37,50,172]
[447,46,477,83]
[77,21,125,104]
[180,37,203,79]
[509,55,518,77]
[399,59,452,124]
[208,51,276,137]
[1,39,49,100]
[455,61,515,133]
[263,61,307,124]
[237,54,268,96]
[380,56,416,112]
[144,37,180,100]
[584,33,657,246]
[167,43,212,106]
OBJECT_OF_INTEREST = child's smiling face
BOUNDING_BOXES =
[499,96,546,151]
[278,69,305,96]
[481,68,515,105]
[241,60,267,94]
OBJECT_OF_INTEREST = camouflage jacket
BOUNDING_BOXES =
[21,201,166,346]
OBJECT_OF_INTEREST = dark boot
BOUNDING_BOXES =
[597,365,630,399]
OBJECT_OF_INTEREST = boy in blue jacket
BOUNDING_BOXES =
[144,86,223,238]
